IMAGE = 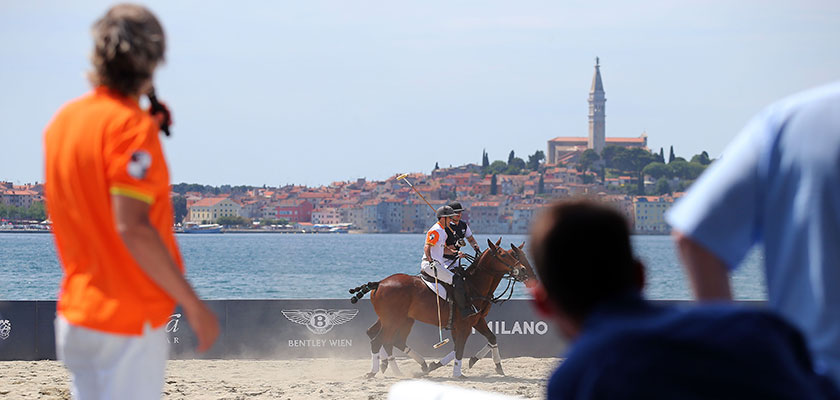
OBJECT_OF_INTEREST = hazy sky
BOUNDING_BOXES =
[2,1,839,187]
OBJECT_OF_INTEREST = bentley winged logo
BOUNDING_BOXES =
[0,319,10,340]
[281,309,358,335]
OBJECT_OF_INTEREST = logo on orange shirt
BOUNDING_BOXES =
[127,150,152,180]
[427,231,439,245]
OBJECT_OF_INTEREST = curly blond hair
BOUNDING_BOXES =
[88,4,165,96]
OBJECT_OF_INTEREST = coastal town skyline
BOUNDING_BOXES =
[2,1,839,187]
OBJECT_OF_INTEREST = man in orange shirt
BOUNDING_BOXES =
[44,5,218,399]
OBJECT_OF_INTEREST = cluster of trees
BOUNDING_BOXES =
[0,202,46,221]
[171,183,255,195]
[482,149,546,195]
[577,145,712,195]
[481,149,545,176]
[215,216,251,227]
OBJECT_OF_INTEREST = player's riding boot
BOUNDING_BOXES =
[453,272,478,318]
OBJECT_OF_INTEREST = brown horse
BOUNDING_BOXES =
[374,242,538,376]
[349,239,532,378]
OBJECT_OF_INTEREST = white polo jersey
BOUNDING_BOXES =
[423,221,448,265]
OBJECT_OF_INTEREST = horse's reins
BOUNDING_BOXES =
[466,249,526,307]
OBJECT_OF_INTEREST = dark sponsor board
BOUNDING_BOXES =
[0,299,764,361]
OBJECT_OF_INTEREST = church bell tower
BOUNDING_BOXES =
[588,57,606,154]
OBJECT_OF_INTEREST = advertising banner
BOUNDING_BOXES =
[0,299,764,361]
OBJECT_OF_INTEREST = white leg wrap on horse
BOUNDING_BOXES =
[405,347,425,366]
[440,350,456,366]
[475,344,492,359]
[491,345,502,364]
[370,352,380,374]
[388,356,403,375]
[379,347,388,359]
[453,359,462,377]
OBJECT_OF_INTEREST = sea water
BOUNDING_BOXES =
[0,233,765,300]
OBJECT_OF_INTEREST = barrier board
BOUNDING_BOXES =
[0,299,763,361]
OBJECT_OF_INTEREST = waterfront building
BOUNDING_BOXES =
[469,201,504,233]
[401,200,432,233]
[189,197,243,223]
[275,199,314,223]
[378,198,404,233]
[338,204,363,229]
[511,204,542,234]
[633,195,674,234]
[298,192,333,208]
[0,189,40,208]
[311,207,341,225]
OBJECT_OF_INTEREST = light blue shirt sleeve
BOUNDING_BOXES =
[666,110,776,270]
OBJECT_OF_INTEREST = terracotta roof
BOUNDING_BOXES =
[549,136,646,143]
[191,197,229,207]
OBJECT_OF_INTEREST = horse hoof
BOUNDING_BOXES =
[468,357,479,369]
[350,297,358,304]
[364,372,376,379]
[427,362,443,373]
[421,363,430,374]
[495,363,505,376]
[454,374,468,379]
[380,360,389,373]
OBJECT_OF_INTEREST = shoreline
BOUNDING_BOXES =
[0,229,672,236]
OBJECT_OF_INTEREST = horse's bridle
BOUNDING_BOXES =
[468,248,522,277]
[465,248,527,306]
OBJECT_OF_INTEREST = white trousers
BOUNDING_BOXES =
[55,316,168,400]
[421,260,454,285]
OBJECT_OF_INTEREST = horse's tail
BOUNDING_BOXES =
[349,281,379,304]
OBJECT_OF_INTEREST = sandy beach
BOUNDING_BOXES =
[0,357,558,399]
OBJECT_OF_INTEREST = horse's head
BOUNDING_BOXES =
[484,238,529,282]
[510,242,538,288]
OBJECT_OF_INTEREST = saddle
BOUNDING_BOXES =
[420,266,476,328]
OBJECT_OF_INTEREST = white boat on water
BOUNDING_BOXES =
[181,223,223,234]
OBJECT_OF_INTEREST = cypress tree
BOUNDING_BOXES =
[490,174,498,195]
[668,146,676,164]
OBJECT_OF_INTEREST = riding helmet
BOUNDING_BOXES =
[436,205,457,219]
[448,201,464,213]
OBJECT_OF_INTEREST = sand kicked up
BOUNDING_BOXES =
[0,357,558,399]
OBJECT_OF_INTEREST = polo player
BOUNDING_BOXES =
[421,205,477,318]
[443,200,480,269]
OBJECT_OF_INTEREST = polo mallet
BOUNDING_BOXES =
[395,173,436,213]
[396,173,449,349]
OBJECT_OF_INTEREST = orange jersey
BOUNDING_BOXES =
[44,87,183,335]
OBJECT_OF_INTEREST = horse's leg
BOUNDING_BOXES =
[426,349,457,374]
[451,322,472,378]
[379,322,404,376]
[366,321,384,378]
[369,320,389,362]
[469,317,504,375]
[393,319,428,373]
[367,319,381,339]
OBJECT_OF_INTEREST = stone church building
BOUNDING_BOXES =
[547,58,648,165]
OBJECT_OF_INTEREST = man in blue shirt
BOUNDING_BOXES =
[667,82,840,384]
[529,201,837,399]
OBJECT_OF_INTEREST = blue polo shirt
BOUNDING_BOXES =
[548,294,838,400]
[666,81,840,383]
